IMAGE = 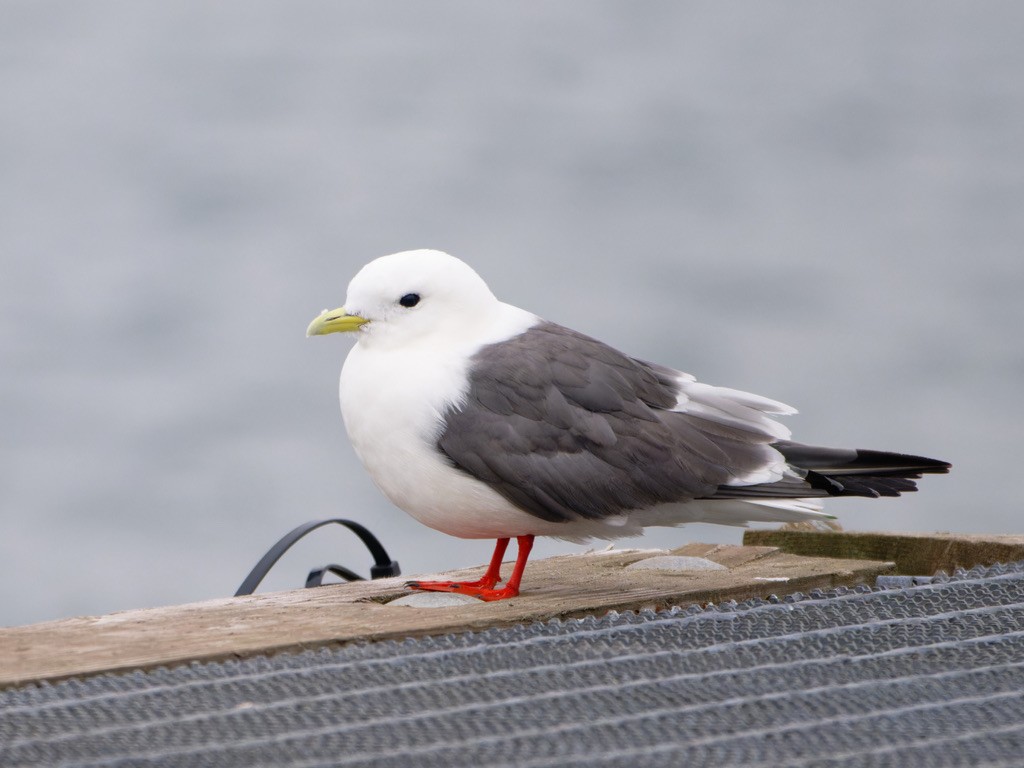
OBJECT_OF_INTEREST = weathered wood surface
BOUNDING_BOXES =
[743,530,1024,576]
[0,542,893,689]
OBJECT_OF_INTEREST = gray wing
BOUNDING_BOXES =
[436,322,779,523]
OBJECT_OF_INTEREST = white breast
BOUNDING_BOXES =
[338,303,548,539]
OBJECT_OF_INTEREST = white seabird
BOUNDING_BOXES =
[307,249,949,600]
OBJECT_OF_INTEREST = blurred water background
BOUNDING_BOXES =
[2,2,1022,627]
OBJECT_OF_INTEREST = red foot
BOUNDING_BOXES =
[405,535,534,603]
[405,580,520,601]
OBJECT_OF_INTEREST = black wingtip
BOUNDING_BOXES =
[759,443,951,500]
[851,449,952,475]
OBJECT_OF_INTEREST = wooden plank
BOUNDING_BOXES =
[743,530,1024,575]
[0,544,893,689]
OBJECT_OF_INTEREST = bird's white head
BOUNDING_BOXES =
[306,249,500,348]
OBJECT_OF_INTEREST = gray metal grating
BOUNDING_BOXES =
[3,561,1024,767]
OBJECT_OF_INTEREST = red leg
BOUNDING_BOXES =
[479,534,534,601]
[406,535,534,601]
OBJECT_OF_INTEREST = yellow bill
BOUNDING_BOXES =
[306,307,369,337]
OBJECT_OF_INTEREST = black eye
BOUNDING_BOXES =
[399,293,421,308]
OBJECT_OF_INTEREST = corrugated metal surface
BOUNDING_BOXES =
[3,562,1024,767]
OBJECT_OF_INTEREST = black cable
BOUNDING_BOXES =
[305,564,364,588]
[234,518,401,596]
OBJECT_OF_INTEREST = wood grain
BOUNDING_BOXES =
[743,530,1024,575]
[0,542,895,689]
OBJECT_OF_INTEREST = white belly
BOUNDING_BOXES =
[338,308,547,539]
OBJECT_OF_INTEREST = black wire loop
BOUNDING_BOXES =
[305,564,364,588]
[234,518,401,596]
